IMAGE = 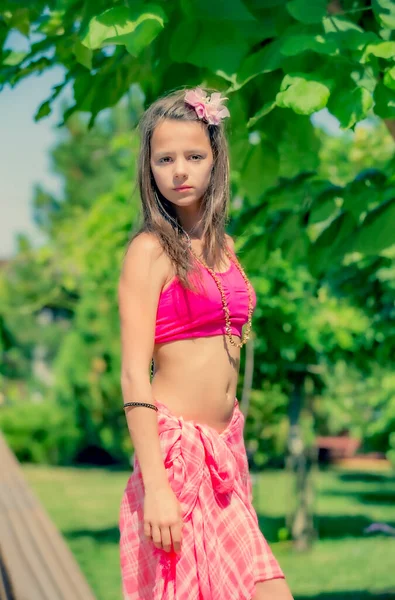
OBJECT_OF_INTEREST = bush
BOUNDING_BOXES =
[0,398,80,465]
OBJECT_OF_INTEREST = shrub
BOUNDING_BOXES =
[0,398,80,465]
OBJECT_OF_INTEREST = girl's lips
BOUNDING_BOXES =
[174,186,193,191]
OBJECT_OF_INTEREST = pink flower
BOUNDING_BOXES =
[184,87,230,125]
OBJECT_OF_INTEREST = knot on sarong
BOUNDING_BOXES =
[156,401,246,521]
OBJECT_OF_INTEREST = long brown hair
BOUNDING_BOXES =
[132,86,231,290]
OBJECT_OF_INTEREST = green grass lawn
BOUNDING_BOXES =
[22,463,395,600]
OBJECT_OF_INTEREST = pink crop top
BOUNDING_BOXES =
[154,253,257,345]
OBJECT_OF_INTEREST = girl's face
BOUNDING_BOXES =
[150,119,214,208]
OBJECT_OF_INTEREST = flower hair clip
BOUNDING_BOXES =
[184,87,230,125]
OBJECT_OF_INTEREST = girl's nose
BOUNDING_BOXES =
[173,160,188,180]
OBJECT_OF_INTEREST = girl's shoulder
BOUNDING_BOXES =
[121,231,170,288]
[225,234,235,253]
[128,230,162,255]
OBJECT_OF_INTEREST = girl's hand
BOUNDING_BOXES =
[143,482,183,553]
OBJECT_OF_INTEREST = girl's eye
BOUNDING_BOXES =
[158,155,203,164]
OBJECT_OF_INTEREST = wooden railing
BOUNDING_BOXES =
[0,433,97,600]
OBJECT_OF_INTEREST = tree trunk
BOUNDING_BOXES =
[240,333,255,419]
[285,372,316,551]
[384,119,395,141]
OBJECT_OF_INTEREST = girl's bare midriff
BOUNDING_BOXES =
[152,334,241,434]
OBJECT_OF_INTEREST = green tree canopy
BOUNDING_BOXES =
[3,0,394,268]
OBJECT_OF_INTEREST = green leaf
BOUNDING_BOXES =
[384,66,395,91]
[327,85,374,130]
[344,170,387,219]
[241,142,280,199]
[73,73,96,110]
[122,18,163,56]
[309,186,343,224]
[34,100,52,122]
[247,101,276,127]
[280,34,339,57]
[278,116,320,177]
[36,11,64,36]
[267,171,316,212]
[323,15,363,34]
[373,0,395,29]
[229,197,268,234]
[235,8,278,42]
[81,5,166,56]
[181,0,256,21]
[283,229,309,262]
[73,40,92,70]
[276,74,331,115]
[238,233,269,271]
[10,56,52,85]
[237,40,283,88]
[273,212,299,245]
[35,81,67,124]
[230,137,250,168]
[168,19,200,65]
[286,0,327,24]
[309,212,356,276]
[248,0,287,7]
[8,8,30,36]
[247,72,283,127]
[363,41,395,61]
[170,20,248,76]
[320,30,380,63]
[272,212,309,262]
[373,82,395,119]
[352,198,395,255]
[351,65,379,94]
[2,51,28,66]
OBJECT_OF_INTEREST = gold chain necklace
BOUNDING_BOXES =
[189,245,254,348]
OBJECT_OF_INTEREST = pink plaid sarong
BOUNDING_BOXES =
[119,398,284,599]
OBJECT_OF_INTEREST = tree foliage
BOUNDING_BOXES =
[2,0,395,266]
[0,2,394,473]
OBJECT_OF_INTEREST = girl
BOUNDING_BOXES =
[118,87,293,600]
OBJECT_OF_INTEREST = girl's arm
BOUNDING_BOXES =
[118,232,169,490]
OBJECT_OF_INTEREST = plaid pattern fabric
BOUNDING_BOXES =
[119,398,285,599]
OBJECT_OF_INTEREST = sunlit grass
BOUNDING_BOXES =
[22,464,395,600]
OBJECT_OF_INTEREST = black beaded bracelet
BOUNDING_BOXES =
[123,401,158,412]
